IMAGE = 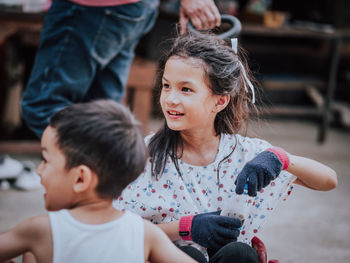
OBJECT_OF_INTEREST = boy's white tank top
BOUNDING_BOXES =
[49,209,144,263]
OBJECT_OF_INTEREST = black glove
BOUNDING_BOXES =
[179,211,242,250]
[235,148,289,197]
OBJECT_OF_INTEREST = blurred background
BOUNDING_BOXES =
[1,0,350,141]
[0,0,349,262]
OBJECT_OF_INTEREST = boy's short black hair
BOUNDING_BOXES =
[49,99,147,198]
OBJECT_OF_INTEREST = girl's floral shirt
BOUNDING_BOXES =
[114,133,296,256]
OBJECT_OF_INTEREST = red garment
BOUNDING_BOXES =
[69,0,140,7]
[251,236,280,263]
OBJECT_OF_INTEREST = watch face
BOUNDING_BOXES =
[179,231,190,237]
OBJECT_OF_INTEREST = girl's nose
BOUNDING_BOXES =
[166,90,180,105]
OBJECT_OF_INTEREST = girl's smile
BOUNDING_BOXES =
[166,110,184,119]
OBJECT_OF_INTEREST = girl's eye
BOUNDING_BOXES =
[162,83,170,89]
[182,87,191,92]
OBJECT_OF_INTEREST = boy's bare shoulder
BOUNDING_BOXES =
[0,214,52,262]
[143,219,158,238]
[16,214,51,240]
[143,219,166,250]
[19,214,52,261]
[143,219,168,237]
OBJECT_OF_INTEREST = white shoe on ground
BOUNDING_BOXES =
[0,155,23,179]
[14,161,42,191]
[0,180,11,190]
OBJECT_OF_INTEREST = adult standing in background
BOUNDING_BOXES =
[21,0,221,139]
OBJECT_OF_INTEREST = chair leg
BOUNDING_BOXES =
[251,236,267,263]
[317,37,341,143]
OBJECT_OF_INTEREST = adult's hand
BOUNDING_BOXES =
[179,211,242,250]
[179,0,221,34]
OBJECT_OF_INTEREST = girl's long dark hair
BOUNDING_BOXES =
[149,32,259,179]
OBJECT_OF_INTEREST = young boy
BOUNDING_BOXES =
[0,100,196,263]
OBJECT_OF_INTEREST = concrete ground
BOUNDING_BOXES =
[0,119,349,262]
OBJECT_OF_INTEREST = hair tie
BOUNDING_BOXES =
[231,38,255,104]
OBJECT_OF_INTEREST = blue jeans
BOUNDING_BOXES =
[21,0,159,138]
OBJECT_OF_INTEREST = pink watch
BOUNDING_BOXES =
[266,147,290,170]
[179,215,194,241]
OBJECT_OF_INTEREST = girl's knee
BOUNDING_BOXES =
[210,242,258,263]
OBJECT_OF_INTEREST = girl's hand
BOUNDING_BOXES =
[235,148,289,196]
[179,211,242,250]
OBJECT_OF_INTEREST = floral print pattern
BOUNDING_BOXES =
[114,133,296,257]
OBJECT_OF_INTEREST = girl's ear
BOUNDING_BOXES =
[72,165,96,193]
[213,94,230,113]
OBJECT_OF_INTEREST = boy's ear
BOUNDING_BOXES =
[213,94,230,113]
[72,165,96,193]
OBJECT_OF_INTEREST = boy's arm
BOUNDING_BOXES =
[0,215,51,262]
[156,220,181,241]
[143,220,197,263]
[288,154,337,190]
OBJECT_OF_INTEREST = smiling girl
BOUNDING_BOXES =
[114,33,337,263]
